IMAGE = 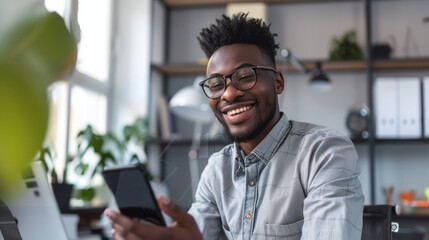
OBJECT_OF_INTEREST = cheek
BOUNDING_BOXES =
[209,99,218,113]
[255,81,277,101]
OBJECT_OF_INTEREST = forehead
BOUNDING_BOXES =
[206,44,270,76]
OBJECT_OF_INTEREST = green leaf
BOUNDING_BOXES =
[0,64,49,196]
[0,5,77,84]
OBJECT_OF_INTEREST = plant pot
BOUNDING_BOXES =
[51,183,73,213]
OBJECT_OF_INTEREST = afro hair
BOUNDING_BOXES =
[197,12,279,65]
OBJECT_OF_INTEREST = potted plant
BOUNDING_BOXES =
[35,145,74,213]
[122,117,152,179]
[71,125,125,205]
[70,117,155,206]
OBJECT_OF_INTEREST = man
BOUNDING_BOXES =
[105,13,364,240]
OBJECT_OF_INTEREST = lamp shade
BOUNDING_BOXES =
[169,77,213,124]
[309,62,331,91]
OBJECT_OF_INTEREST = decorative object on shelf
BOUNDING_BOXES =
[372,43,393,60]
[309,62,331,91]
[328,30,363,61]
[383,186,394,205]
[403,26,420,57]
[169,76,213,200]
[0,5,77,197]
[346,104,370,140]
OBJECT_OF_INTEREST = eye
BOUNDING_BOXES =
[233,68,254,84]
[206,78,224,92]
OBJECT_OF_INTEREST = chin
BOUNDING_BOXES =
[227,125,260,143]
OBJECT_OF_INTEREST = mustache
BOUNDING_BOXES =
[218,96,252,110]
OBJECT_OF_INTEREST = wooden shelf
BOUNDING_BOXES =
[373,58,429,71]
[152,58,429,76]
[162,0,357,8]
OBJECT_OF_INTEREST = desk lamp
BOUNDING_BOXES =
[169,77,213,200]
[309,61,331,91]
[281,48,331,91]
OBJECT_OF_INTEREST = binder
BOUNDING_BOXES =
[157,95,171,139]
[424,77,429,137]
[398,77,421,138]
[374,78,398,138]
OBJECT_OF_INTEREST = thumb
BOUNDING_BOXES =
[157,196,196,227]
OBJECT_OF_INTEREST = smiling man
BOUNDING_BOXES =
[105,13,364,240]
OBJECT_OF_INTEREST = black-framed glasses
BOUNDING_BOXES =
[198,65,278,99]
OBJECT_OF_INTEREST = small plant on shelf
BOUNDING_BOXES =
[328,30,364,61]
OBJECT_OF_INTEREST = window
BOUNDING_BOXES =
[44,0,113,185]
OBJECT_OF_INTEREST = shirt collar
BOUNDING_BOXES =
[234,113,291,168]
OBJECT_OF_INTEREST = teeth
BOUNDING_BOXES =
[227,106,251,116]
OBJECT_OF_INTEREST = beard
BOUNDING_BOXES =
[218,101,277,143]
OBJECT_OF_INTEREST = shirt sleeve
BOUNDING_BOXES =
[188,164,226,240]
[300,133,364,240]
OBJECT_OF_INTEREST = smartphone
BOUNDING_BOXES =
[102,164,166,226]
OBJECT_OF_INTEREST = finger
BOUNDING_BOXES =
[105,210,139,236]
[106,208,171,239]
[157,196,197,228]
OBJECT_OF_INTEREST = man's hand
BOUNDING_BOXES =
[104,196,203,240]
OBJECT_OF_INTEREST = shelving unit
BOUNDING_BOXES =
[152,58,429,75]
[150,0,429,214]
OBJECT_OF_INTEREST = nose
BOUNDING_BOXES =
[221,78,245,102]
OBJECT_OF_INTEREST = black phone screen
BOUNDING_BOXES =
[103,164,166,226]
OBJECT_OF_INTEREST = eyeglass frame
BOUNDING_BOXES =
[198,65,278,99]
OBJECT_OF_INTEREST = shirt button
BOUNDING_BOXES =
[249,180,256,186]
[245,213,252,219]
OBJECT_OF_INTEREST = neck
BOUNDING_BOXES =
[239,112,282,155]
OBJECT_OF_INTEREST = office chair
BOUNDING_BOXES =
[0,200,22,239]
[362,204,399,240]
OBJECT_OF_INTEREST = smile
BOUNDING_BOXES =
[226,106,252,116]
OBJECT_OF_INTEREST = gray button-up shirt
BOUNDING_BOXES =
[188,114,364,239]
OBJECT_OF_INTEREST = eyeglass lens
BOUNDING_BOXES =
[202,67,256,99]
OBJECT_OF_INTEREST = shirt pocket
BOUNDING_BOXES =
[264,219,303,240]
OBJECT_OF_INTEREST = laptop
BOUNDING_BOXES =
[0,161,70,240]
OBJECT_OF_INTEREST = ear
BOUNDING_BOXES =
[275,72,285,94]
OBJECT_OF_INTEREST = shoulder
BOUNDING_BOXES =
[287,120,358,171]
[201,143,235,178]
[288,120,353,147]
